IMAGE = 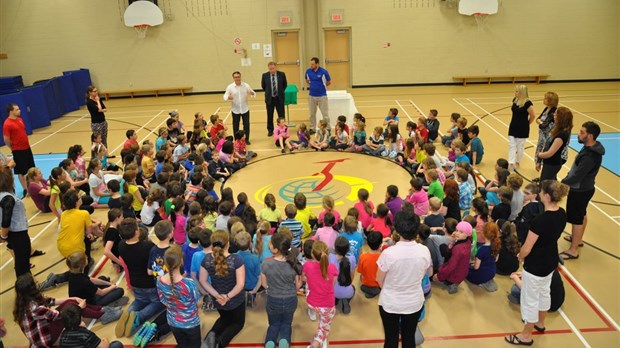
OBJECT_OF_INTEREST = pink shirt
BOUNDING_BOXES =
[215,138,225,152]
[303,260,338,308]
[318,209,341,226]
[354,201,375,229]
[171,214,187,244]
[406,190,429,216]
[377,240,431,314]
[369,217,391,238]
[273,125,290,141]
[312,227,339,251]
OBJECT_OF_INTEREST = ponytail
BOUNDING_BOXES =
[163,245,184,301]
[335,236,352,286]
[170,197,184,226]
[255,220,270,256]
[264,193,276,211]
[271,232,301,275]
[358,188,372,215]
[311,241,330,280]
[211,230,229,277]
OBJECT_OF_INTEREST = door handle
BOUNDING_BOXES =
[325,59,350,63]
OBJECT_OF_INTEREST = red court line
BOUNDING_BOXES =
[558,267,616,330]
[90,257,109,278]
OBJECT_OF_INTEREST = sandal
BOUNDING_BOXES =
[560,251,579,260]
[534,325,546,333]
[505,334,533,346]
[31,250,46,257]
[563,235,584,247]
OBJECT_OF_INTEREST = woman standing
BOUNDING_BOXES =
[0,165,31,277]
[504,180,568,346]
[537,107,573,181]
[86,86,108,148]
[534,92,559,170]
[508,85,536,171]
[199,230,246,348]
[376,209,431,348]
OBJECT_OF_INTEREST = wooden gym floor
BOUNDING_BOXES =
[0,82,618,347]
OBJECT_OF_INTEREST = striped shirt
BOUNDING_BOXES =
[59,327,101,348]
[156,277,201,328]
[279,218,304,247]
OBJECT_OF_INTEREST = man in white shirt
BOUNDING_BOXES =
[223,71,256,144]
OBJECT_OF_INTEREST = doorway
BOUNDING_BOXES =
[324,28,351,89]
[272,31,301,88]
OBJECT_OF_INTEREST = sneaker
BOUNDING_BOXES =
[98,275,111,283]
[107,296,130,308]
[309,129,316,135]
[246,141,252,145]
[265,341,276,348]
[133,321,151,346]
[289,148,293,153]
[341,298,351,314]
[281,149,286,154]
[507,294,520,305]
[115,310,130,337]
[278,339,289,348]
[139,322,158,348]
[480,279,498,292]
[99,307,122,324]
[307,308,317,321]
[447,283,459,294]
[38,273,58,291]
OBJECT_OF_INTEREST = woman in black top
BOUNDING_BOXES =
[504,180,568,346]
[537,107,573,181]
[86,86,108,148]
[508,85,536,171]
[534,92,559,169]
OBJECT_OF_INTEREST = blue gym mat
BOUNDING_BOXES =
[15,153,65,198]
[569,133,620,176]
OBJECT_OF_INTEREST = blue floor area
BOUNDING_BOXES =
[569,133,620,176]
[15,153,65,197]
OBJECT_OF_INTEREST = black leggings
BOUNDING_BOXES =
[209,302,246,347]
[379,305,422,348]
[171,325,201,348]
[7,230,31,277]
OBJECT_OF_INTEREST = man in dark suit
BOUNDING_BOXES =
[261,62,287,136]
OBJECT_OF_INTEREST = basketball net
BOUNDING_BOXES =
[133,24,150,39]
[473,13,488,30]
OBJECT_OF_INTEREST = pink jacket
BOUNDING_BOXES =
[273,125,290,141]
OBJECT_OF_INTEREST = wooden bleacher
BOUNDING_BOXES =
[453,74,549,86]
[102,86,193,100]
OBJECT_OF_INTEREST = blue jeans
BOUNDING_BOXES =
[128,287,165,323]
[265,295,298,344]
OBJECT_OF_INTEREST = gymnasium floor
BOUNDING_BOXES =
[0,82,618,347]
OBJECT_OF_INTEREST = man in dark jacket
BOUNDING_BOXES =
[560,121,605,260]
[261,62,287,137]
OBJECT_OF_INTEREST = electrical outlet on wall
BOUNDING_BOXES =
[166,13,175,21]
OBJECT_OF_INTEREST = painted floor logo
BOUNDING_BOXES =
[254,157,374,209]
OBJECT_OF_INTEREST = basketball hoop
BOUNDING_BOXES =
[473,13,489,30]
[133,24,150,39]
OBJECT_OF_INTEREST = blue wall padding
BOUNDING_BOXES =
[58,75,79,113]
[63,69,92,106]
[0,76,24,95]
[21,84,52,129]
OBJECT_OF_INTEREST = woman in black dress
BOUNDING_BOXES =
[86,86,108,147]
[508,85,536,171]
[537,107,573,181]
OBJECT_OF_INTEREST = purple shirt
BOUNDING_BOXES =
[329,253,356,299]
[385,197,404,217]
[28,179,49,212]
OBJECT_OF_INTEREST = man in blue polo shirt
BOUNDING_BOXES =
[305,57,331,133]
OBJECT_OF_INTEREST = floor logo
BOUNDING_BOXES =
[254,158,374,208]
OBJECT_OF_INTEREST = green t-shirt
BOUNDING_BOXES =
[428,179,445,201]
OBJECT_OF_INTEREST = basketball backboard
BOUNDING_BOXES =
[458,0,498,16]
[123,0,164,27]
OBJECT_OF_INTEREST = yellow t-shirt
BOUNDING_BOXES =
[57,209,92,258]
[258,207,281,223]
[296,207,316,239]
[128,184,144,211]
[142,156,155,179]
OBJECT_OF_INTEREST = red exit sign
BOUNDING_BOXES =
[331,13,343,22]
[279,15,291,24]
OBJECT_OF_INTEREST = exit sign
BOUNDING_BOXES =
[279,15,291,24]
[331,13,343,22]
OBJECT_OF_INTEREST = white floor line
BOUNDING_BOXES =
[559,309,592,348]
[395,100,414,122]
[452,98,620,226]
[463,97,620,208]
[0,218,57,271]
[456,93,620,100]
[222,110,232,123]
[108,110,165,155]
[30,112,90,148]
[560,102,620,132]
[560,265,620,332]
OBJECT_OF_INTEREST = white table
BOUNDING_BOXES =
[315,90,358,129]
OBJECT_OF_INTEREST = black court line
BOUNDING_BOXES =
[0,257,65,295]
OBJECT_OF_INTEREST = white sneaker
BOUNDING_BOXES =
[322,339,328,348]
[307,308,317,321]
